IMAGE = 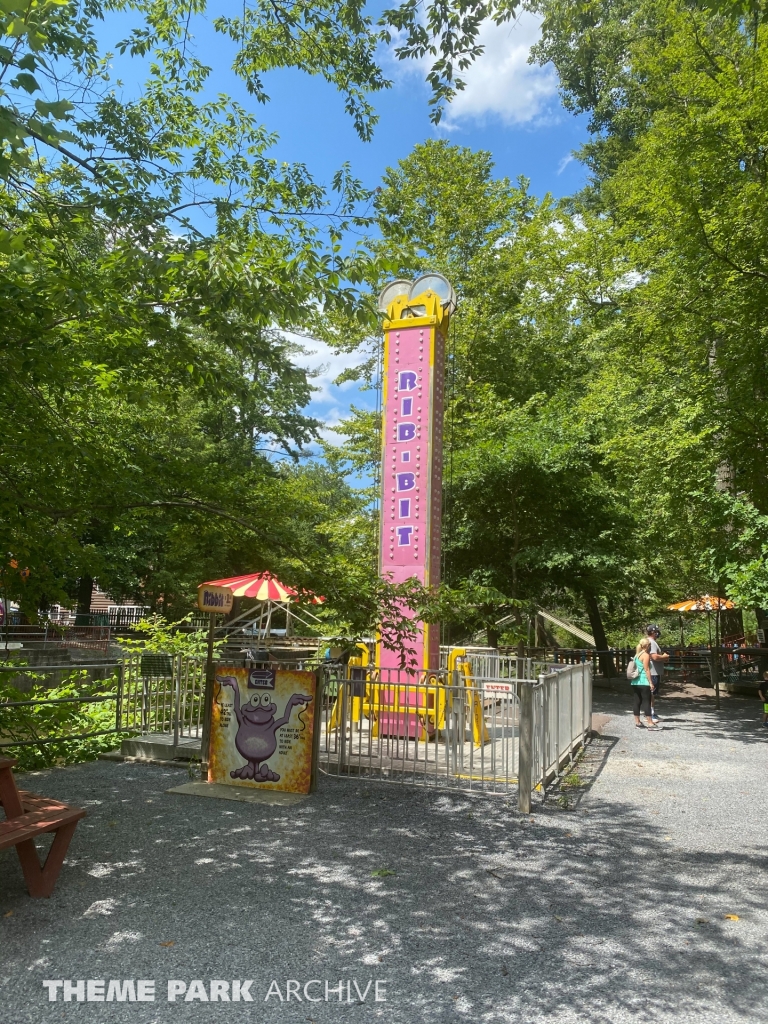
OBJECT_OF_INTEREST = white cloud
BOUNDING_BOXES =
[388,11,558,129]
[557,153,575,175]
[291,335,377,448]
[442,13,559,128]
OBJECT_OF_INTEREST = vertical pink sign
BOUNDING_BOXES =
[378,319,445,672]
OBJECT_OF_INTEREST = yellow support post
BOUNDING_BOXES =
[447,647,490,745]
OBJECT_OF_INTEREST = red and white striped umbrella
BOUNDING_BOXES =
[202,572,323,604]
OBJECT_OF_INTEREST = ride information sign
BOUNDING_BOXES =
[208,666,316,794]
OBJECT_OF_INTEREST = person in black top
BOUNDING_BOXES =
[645,624,669,722]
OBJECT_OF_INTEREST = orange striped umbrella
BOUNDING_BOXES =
[203,572,323,604]
[668,596,735,612]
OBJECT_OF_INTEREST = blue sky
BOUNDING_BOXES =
[262,12,591,445]
[107,8,588,447]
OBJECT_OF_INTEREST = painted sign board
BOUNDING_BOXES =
[209,666,316,793]
[377,301,446,674]
[483,681,516,694]
[197,584,234,613]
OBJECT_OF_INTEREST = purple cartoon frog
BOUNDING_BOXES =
[216,676,312,782]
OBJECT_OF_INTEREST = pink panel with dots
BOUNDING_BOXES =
[379,322,445,671]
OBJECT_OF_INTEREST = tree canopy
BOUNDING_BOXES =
[5,0,767,647]
[331,0,768,644]
[0,0,522,624]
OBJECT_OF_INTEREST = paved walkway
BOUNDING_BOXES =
[1,692,766,1023]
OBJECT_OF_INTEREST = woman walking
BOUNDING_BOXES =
[631,637,658,729]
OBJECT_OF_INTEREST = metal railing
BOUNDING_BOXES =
[518,662,593,813]
[0,654,206,753]
[0,661,126,751]
[1,623,114,654]
[0,651,593,800]
[318,666,519,795]
[75,608,148,627]
[318,659,593,803]
[116,655,206,748]
[517,645,765,684]
[438,646,547,681]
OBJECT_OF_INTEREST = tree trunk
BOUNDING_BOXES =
[75,575,94,625]
[584,592,614,677]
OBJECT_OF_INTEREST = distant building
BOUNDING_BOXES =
[48,584,148,626]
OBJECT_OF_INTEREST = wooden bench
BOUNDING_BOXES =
[0,756,86,897]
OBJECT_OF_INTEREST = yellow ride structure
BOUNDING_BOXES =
[328,645,489,746]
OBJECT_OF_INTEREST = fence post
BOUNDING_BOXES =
[309,670,323,792]
[339,677,349,771]
[518,680,533,814]
[116,659,124,734]
[141,674,149,734]
[172,655,181,757]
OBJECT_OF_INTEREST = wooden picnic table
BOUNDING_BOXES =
[0,756,85,897]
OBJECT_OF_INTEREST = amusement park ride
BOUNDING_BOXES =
[375,273,456,673]
[196,274,497,775]
[199,272,458,673]
[322,274,491,745]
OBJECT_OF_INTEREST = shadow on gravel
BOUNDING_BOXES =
[548,733,618,811]
[0,760,766,1023]
[658,697,767,747]
[599,691,767,746]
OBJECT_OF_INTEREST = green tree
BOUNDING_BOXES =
[0,0,523,625]
[329,141,645,662]
[531,0,768,611]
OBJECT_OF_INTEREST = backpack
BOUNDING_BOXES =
[626,656,640,681]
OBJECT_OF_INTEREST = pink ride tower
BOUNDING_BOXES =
[376,276,455,674]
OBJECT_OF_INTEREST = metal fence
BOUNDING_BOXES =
[517,645,765,686]
[0,655,206,753]
[518,663,593,813]
[318,667,517,795]
[438,646,547,681]
[0,661,126,751]
[317,658,593,806]
[75,608,148,628]
[1,651,593,807]
[1,623,114,654]
[116,655,206,748]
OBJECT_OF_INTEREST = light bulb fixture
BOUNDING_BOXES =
[376,279,411,314]
[377,273,457,316]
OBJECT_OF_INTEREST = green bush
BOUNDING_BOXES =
[119,614,222,656]
[0,668,133,772]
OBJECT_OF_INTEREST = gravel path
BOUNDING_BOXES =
[1,690,766,1024]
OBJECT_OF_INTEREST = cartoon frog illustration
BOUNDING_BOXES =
[216,676,312,782]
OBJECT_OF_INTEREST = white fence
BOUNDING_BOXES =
[318,667,519,795]
[111,652,592,807]
[117,655,206,747]
[438,646,545,681]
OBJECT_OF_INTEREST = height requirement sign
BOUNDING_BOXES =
[377,275,456,673]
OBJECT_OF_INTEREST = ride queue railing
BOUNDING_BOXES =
[319,657,593,806]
